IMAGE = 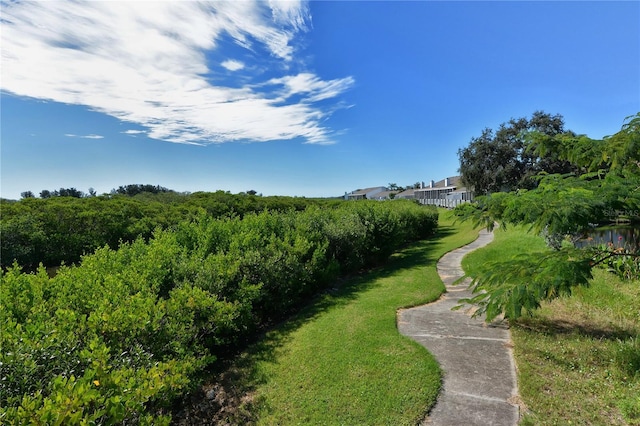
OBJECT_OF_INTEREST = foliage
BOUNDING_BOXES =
[39,187,86,198]
[515,272,640,425]
[111,184,174,196]
[460,247,594,320]
[0,200,437,423]
[463,227,640,425]
[1,196,175,270]
[457,111,575,195]
[206,209,478,425]
[529,112,640,177]
[0,191,341,271]
[455,113,640,321]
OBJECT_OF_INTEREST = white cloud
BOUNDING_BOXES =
[65,133,104,139]
[268,73,357,103]
[221,59,245,71]
[269,0,311,32]
[1,1,353,145]
[122,130,146,135]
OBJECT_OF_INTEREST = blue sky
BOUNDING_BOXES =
[2,1,638,199]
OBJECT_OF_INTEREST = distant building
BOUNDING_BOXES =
[345,178,473,207]
[395,188,416,199]
[345,186,387,200]
[414,176,473,208]
[370,190,399,200]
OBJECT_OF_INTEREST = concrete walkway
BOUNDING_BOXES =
[398,229,520,425]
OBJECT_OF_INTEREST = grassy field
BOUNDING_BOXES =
[462,226,640,425]
[207,209,480,425]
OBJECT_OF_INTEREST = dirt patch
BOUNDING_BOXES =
[172,369,258,425]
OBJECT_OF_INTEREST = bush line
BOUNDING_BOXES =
[0,192,342,271]
[0,200,437,423]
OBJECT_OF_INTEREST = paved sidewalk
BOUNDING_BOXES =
[398,229,520,426]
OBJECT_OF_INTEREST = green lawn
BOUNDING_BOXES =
[212,209,480,425]
[462,226,640,425]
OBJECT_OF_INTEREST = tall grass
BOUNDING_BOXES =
[462,226,640,425]
[211,209,480,425]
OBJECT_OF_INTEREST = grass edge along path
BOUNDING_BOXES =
[211,209,480,425]
[461,226,640,426]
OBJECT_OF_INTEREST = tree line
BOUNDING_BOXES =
[19,184,176,200]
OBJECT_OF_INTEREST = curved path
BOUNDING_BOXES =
[398,229,520,425]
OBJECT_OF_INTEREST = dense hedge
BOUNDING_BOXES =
[0,192,340,271]
[0,200,437,423]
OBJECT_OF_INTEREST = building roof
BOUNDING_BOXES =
[370,190,397,199]
[348,186,386,196]
[395,188,415,197]
[416,176,464,191]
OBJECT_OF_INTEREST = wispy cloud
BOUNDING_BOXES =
[65,133,104,139]
[1,1,353,145]
[268,73,357,103]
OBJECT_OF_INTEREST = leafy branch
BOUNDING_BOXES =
[454,112,640,321]
[590,248,640,268]
[456,248,593,322]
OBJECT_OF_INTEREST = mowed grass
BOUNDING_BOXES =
[220,209,481,425]
[462,226,640,425]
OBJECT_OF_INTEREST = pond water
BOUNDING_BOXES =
[576,226,640,251]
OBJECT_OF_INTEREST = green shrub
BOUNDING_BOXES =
[0,199,438,423]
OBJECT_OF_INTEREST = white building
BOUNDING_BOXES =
[414,176,473,208]
[345,186,387,200]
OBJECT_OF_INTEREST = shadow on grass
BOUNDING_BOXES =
[514,317,640,382]
[246,224,459,360]
[515,316,637,341]
[173,227,457,424]
[247,226,455,361]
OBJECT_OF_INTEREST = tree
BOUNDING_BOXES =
[455,113,640,321]
[457,111,574,196]
[38,188,85,198]
[20,191,35,199]
[112,184,172,196]
[57,187,84,198]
